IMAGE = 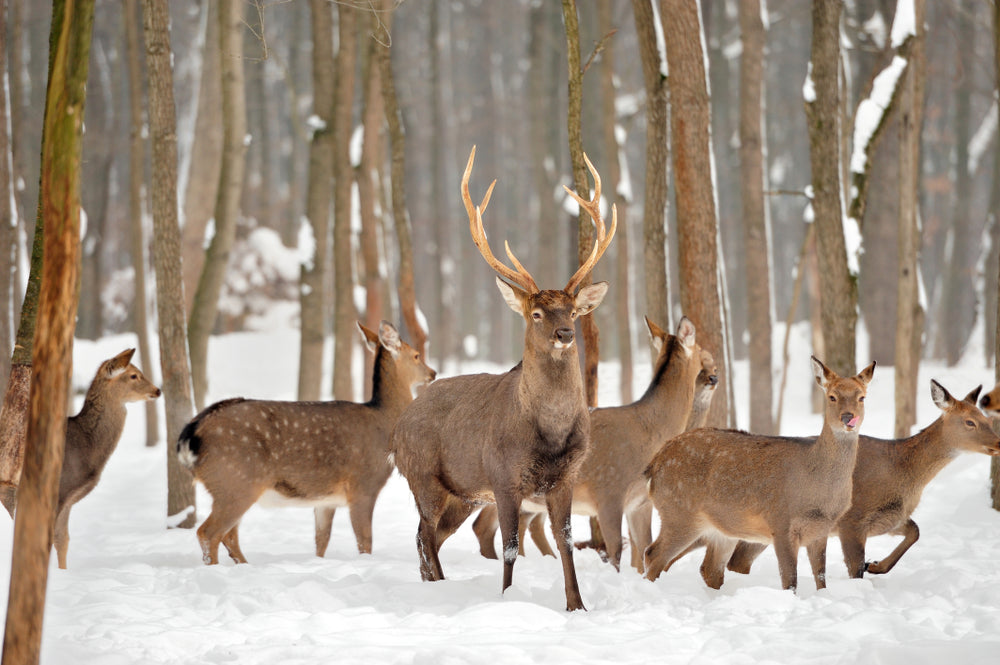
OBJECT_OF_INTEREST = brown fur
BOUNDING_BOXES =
[685,347,719,431]
[643,357,875,591]
[727,381,1000,579]
[56,349,161,568]
[178,321,435,564]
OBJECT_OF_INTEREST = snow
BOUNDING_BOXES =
[4,326,1000,664]
[890,0,917,48]
[850,56,907,175]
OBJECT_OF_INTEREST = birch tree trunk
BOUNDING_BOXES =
[1,2,92,661]
[990,0,1000,510]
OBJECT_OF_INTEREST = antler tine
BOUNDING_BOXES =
[564,154,617,293]
[462,146,539,293]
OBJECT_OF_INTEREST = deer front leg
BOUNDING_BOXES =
[314,506,336,557]
[595,501,624,571]
[806,536,829,589]
[54,504,72,570]
[727,540,767,575]
[772,529,800,592]
[700,537,738,590]
[348,494,378,555]
[221,526,247,564]
[494,490,522,595]
[526,512,555,557]
[626,501,653,572]
[838,525,868,578]
[545,482,586,611]
[865,519,919,575]
[472,505,500,559]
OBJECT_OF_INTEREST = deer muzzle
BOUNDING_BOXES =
[553,327,575,348]
[841,413,860,429]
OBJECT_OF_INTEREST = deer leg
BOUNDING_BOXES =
[838,526,868,578]
[526,512,555,558]
[314,506,336,557]
[197,491,261,565]
[472,505,500,559]
[54,504,72,570]
[865,519,919,575]
[348,495,378,555]
[494,492,522,595]
[806,536,829,589]
[411,478,451,582]
[545,483,585,612]
[727,540,767,575]
[665,538,707,575]
[220,526,247,564]
[643,510,702,582]
[700,537,738,590]
[771,530,800,592]
[595,501,624,571]
[625,501,653,573]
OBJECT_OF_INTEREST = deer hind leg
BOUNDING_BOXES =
[806,536,829,589]
[865,519,919,575]
[526,512,555,558]
[727,540,767,575]
[643,510,702,582]
[54,504,73,570]
[700,536,738,589]
[411,476,452,581]
[197,490,261,565]
[314,506,336,558]
[545,482,586,612]
[348,494,379,555]
[472,505,500,559]
[220,526,247,564]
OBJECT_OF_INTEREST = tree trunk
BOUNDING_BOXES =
[632,0,671,336]
[598,0,632,406]
[990,0,1000,511]
[894,0,926,440]
[188,0,247,410]
[331,2,358,401]
[180,1,222,316]
[662,0,730,426]
[739,0,774,434]
[124,0,158,447]
[142,0,196,529]
[380,0,427,358]
[297,0,335,401]
[0,0,15,401]
[806,0,857,378]
[1,2,92,662]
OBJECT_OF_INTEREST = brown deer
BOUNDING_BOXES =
[725,380,1000,579]
[686,347,719,431]
[978,383,1000,418]
[177,321,435,564]
[643,357,875,591]
[56,348,161,568]
[390,146,615,611]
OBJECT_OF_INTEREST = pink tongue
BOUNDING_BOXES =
[847,415,860,428]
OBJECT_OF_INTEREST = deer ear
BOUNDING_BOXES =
[645,316,665,353]
[377,321,401,358]
[856,361,876,386]
[964,385,983,404]
[356,322,380,354]
[676,316,696,350]
[496,277,527,314]
[811,356,833,390]
[930,379,954,410]
[575,281,608,316]
[106,349,136,377]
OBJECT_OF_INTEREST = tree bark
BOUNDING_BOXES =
[661,0,730,426]
[331,2,358,401]
[188,0,248,410]
[990,0,1000,511]
[297,0,335,401]
[894,0,926,440]
[1,2,92,662]
[124,0,158,448]
[631,0,671,336]
[142,0,196,529]
[380,0,427,358]
[0,0,15,402]
[805,0,857,378]
[739,0,774,435]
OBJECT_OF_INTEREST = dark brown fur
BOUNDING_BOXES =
[178,321,435,564]
[56,349,161,568]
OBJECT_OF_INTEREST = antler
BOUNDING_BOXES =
[463,146,539,293]
[563,153,617,293]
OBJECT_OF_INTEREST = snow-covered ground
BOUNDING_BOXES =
[3,321,1000,664]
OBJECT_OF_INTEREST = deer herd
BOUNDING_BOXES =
[28,147,1000,612]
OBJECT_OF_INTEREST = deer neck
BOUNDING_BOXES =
[517,345,586,439]
[634,345,695,445]
[891,418,955,485]
[368,349,413,416]
[72,395,127,456]
[816,422,861,469]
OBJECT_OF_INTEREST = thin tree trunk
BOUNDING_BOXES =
[188,0,247,410]
[380,0,426,358]
[1,2,92,662]
[739,0,774,434]
[990,0,1000,510]
[0,0,15,400]
[631,0,671,337]
[331,2,358,401]
[180,1,222,316]
[806,0,856,378]
[894,0,925,440]
[662,0,730,426]
[143,0,196,529]
[297,0,335,401]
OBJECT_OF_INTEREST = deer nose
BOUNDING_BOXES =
[708,374,719,387]
[555,327,575,345]
[841,412,859,429]
[981,395,992,408]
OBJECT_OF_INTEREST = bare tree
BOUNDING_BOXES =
[124,0,158,448]
[631,0,671,335]
[188,0,248,410]
[739,0,774,434]
[142,0,196,529]
[661,0,730,426]
[0,0,15,400]
[991,0,1000,511]
[1,1,93,661]
[331,1,359,401]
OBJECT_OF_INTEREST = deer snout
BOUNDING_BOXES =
[708,374,719,387]
[980,394,993,409]
[841,412,860,429]
[554,327,575,347]
[150,387,162,399]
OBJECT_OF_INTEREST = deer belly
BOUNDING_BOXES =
[256,489,349,509]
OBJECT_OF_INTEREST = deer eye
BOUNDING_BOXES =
[859,396,865,403]
[130,374,138,380]
[414,353,421,362]
[570,310,578,319]
[828,395,836,402]
[966,419,976,428]
[531,310,542,321]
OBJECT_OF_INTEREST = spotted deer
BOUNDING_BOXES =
[390,146,615,611]
[643,357,875,591]
[177,321,435,564]
[726,380,1000,579]
[56,349,161,568]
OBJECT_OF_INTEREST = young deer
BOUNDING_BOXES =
[643,357,875,591]
[390,146,615,611]
[56,349,161,569]
[177,321,435,565]
[686,347,719,431]
[726,380,1000,579]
